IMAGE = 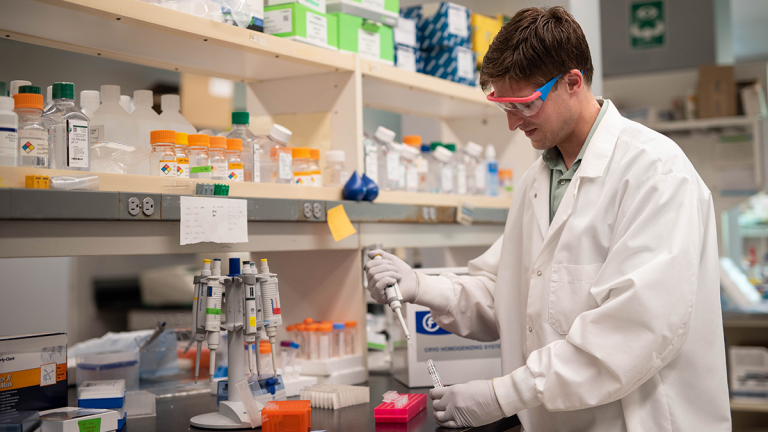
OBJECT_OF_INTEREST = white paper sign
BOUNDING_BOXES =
[456,47,474,79]
[180,197,248,245]
[358,29,381,60]
[396,47,416,72]
[264,9,292,34]
[394,18,417,47]
[447,4,468,38]
[306,11,328,46]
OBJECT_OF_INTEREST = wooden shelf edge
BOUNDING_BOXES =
[647,116,759,133]
[730,399,768,413]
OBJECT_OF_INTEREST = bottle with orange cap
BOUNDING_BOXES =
[149,130,177,177]
[344,321,357,356]
[499,169,514,199]
[309,148,322,187]
[225,138,244,182]
[209,136,228,181]
[188,134,211,179]
[291,147,312,186]
[14,85,48,168]
[175,132,190,178]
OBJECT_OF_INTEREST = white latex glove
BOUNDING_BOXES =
[364,249,418,304]
[430,380,505,428]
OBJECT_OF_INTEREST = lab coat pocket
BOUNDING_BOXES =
[549,263,603,335]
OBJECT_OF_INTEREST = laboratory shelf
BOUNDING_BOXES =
[647,116,758,133]
[730,399,768,413]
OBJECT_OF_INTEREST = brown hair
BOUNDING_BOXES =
[479,7,593,91]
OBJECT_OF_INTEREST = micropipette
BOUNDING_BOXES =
[373,255,410,341]
[426,359,443,388]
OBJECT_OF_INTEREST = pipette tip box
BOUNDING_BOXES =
[77,380,126,408]
[261,400,312,432]
[0,411,41,432]
[374,393,427,423]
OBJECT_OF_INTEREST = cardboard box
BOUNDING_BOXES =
[470,13,502,68]
[697,65,737,118]
[0,333,68,415]
[401,2,471,51]
[423,45,476,86]
[264,4,339,50]
[332,13,394,63]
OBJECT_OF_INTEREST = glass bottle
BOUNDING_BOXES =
[257,124,293,184]
[188,134,211,179]
[175,132,190,178]
[309,148,322,187]
[499,169,514,198]
[291,147,312,186]
[225,138,244,182]
[209,136,228,181]
[227,112,258,182]
[43,82,90,171]
[14,86,48,168]
[149,130,177,177]
[324,150,347,187]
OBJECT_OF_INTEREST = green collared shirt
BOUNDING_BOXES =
[543,99,609,223]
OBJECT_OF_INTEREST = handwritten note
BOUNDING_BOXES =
[326,204,356,242]
[180,196,248,245]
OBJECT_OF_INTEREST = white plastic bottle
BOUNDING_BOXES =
[431,145,454,194]
[43,82,90,171]
[9,80,31,97]
[324,150,347,187]
[0,93,18,167]
[14,86,48,168]
[257,124,293,184]
[227,112,258,182]
[132,90,168,173]
[464,141,485,195]
[374,126,398,190]
[485,144,499,197]
[45,86,53,111]
[80,90,100,118]
[120,95,133,113]
[445,144,466,195]
[160,94,196,134]
[399,144,420,193]
[90,85,141,171]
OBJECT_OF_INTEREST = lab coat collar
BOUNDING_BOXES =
[576,100,621,179]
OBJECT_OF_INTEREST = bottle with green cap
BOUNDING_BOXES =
[0,82,18,167]
[42,82,90,171]
[226,111,258,182]
[14,85,48,168]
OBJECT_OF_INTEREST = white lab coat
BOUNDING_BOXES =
[415,101,731,432]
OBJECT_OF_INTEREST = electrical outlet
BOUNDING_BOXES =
[128,197,141,216]
[303,202,313,219]
[142,197,155,216]
[312,202,323,219]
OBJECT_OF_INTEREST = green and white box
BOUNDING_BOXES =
[265,4,339,50]
[332,13,393,63]
[326,0,399,27]
[267,0,325,14]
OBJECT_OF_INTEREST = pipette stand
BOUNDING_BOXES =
[191,267,270,430]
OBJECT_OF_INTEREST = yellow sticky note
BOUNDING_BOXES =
[250,317,256,327]
[327,204,356,242]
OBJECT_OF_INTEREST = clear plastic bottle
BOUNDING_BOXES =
[485,144,499,197]
[309,148,322,187]
[209,136,228,181]
[374,126,399,190]
[159,94,196,134]
[188,134,211,179]
[464,141,485,195]
[443,144,466,195]
[363,132,378,182]
[399,144,419,192]
[43,82,90,171]
[225,138,244,182]
[45,86,53,111]
[90,85,140,171]
[324,150,347,187]
[291,147,312,186]
[79,90,100,118]
[431,145,454,194]
[499,169,514,198]
[227,112,258,182]
[14,86,48,168]
[0,91,18,167]
[132,90,168,173]
[258,124,293,184]
[175,132,190,178]
[149,130,177,177]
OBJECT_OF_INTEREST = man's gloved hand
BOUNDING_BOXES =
[364,249,418,304]
[430,380,505,428]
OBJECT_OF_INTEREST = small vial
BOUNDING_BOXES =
[306,323,319,360]
[332,323,345,358]
[225,138,244,182]
[344,321,357,356]
[499,169,514,199]
[188,134,211,179]
[0,88,19,167]
[426,359,443,388]
[259,343,273,374]
[149,130,177,177]
[209,136,228,181]
[175,132,190,178]
[292,147,312,186]
[14,86,48,168]
[323,150,347,187]
[296,324,307,359]
[309,148,322,186]
[317,323,332,360]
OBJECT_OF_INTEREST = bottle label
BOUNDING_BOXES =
[228,162,244,182]
[67,119,89,168]
[293,171,312,186]
[416,158,428,174]
[387,151,400,182]
[474,165,486,191]
[90,125,103,144]
[253,149,260,182]
[278,152,292,180]
[211,162,228,178]
[0,127,18,158]
[158,159,177,177]
[406,165,419,192]
[311,170,322,187]
[18,129,48,157]
[441,166,453,193]
[364,139,378,181]
[176,157,190,178]
[456,164,467,195]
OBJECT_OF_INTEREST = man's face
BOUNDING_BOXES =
[493,77,577,151]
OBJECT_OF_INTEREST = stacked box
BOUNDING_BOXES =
[349,0,399,15]
[393,45,423,73]
[264,3,339,50]
[423,45,475,86]
[470,13,502,68]
[401,2,470,51]
[267,0,325,13]
[332,13,394,63]
[77,380,128,430]
[326,0,399,26]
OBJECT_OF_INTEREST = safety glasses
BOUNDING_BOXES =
[486,70,580,116]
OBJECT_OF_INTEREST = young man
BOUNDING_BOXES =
[365,6,731,432]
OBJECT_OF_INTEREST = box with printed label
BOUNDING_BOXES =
[423,45,475,86]
[326,0,399,27]
[332,13,394,63]
[267,0,325,14]
[470,13,502,68]
[394,45,423,73]
[394,15,418,49]
[0,333,68,416]
[264,4,338,50]
[400,2,470,51]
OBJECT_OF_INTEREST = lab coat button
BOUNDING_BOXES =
[528,326,533,332]
[534,193,538,198]
[560,179,566,185]
[536,270,542,276]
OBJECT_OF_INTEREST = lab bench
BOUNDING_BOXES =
[66,374,521,432]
